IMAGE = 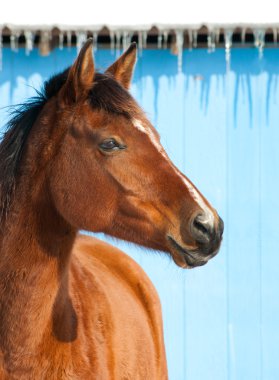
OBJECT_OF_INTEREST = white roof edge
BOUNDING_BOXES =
[1,23,279,32]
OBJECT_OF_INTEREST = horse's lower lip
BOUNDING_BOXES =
[167,235,207,268]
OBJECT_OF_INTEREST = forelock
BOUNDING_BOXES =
[89,73,140,119]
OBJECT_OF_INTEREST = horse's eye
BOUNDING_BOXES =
[99,138,125,152]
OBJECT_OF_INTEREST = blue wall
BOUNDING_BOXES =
[1,47,279,380]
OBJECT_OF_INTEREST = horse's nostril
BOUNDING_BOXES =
[191,213,214,243]
[193,219,210,236]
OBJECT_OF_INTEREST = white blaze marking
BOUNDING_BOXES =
[132,118,215,223]
[178,174,215,224]
[132,118,166,156]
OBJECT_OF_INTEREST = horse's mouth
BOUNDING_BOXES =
[167,236,209,269]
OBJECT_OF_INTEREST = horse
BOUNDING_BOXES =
[0,39,223,379]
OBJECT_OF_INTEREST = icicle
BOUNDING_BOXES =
[67,31,72,49]
[122,31,131,50]
[254,29,265,59]
[14,31,20,52]
[163,31,168,49]
[24,31,34,55]
[10,32,16,52]
[138,31,143,55]
[59,32,64,50]
[207,32,212,52]
[273,28,277,44]
[193,30,198,48]
[175,30,184,73]
[142,31,148,49]
[93,32,98,52]
[241,28,246,44]
[157,33,163,49]
[0,29,2,72]
[211,30,216,51]
[207,30,215,52]
[188,30,193,50]
[115,31,121,53]
[215,28,220,46]
[122,31,126,50]
[122,31,127,50]
[39,31,51,56]
[110,31,115,52]
[127,32,132,48]
[225,29,233,71]
[76,32,87,54]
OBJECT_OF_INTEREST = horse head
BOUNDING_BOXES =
[48,39,223,268]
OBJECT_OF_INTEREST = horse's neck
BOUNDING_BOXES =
[0,179,76,356]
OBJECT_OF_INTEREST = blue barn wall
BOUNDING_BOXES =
[0,47,279,380]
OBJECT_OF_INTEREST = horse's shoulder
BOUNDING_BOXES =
[70,235,166,379]
[72,234,161,307]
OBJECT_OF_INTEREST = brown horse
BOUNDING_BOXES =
[0,39,223,379]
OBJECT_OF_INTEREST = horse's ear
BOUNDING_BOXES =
[61,38,94,104]
[106,42,137,89]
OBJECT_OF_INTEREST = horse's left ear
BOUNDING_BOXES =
[106,42,137,89]
[61,38,95,104]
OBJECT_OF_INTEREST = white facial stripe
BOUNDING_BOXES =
[178,174,215,224]
[132,118,215,223]
[132,118,166,156]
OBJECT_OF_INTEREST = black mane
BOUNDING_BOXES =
[0,67,137,222]
[0,68,70,221]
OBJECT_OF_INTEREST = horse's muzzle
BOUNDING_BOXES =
[167,216,224,268]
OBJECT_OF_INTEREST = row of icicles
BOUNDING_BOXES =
[0,28,275,72]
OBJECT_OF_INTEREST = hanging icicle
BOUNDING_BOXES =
[273,28,278,44]
[254,29,265,59]
[67,31,72,49]
[122,31,126,50]
[92,32,98,52]
[241,28,246,44]
[59,32,64,50]
[157,33,163,49]
[193,30,198,48]
[207,30,216,53]
[138,31,143,55]
[225,29,233,71]
[122,31,131,51]
[215,28,220,46]
[76,32,87,54]
[212,30,216,51]
[142,31,148,49]
[175,30,184,73]
[188,30,193,50]
[137,30,148,55]
[24,31,34,55]
[163,31,168,49]
[10,31,20,52]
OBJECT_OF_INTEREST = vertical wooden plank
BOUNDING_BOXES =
[138,49,187,380]
[226,49,262,380]
[260,49,279,380]
[183,49,228,380]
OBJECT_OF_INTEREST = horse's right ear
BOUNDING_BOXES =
[60,39,95,104]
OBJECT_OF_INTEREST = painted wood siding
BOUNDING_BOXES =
[0,47,278,380]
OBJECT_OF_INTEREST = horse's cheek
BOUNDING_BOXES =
[48,153,117,232]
